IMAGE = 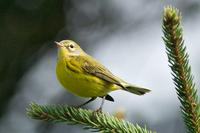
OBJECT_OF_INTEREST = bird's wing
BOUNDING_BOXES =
[81,56,124,88]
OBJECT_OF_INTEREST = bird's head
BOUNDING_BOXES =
[55,40,84,59]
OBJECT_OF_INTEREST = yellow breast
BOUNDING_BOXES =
[56,58,117,97]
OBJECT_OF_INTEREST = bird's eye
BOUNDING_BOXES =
[67,44,75,51]
[69,44,74,49]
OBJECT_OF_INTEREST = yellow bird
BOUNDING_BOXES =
[55,40,150,110]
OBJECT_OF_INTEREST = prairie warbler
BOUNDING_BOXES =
[55,40,150,110]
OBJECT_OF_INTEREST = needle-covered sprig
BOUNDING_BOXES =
[162,6,200,133]
[27,102,154,133]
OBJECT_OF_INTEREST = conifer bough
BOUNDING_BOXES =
[27,103,154,133]
[162,6,200,133]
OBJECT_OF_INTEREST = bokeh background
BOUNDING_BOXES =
[0,0,200,133]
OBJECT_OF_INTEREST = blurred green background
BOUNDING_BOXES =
[0,0,200,133]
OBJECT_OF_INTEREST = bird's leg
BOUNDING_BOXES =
[96,96,106,112]
[77,97,97,108]
[91,96,106,120]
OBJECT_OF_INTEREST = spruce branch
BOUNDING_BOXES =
[27,102,154,133]
[162,6,200,133]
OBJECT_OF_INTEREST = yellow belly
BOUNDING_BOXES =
[56,60,117,97]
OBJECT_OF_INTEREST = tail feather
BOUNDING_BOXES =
[123,84,151,95]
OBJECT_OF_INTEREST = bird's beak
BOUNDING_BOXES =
[55,41,62,47]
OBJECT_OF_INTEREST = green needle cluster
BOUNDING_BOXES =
[27,103,154,133]
[162,6,200,133]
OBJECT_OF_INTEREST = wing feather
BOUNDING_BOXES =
[81,56,124,88]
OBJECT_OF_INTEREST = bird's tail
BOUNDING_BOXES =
[122,84,151,95]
